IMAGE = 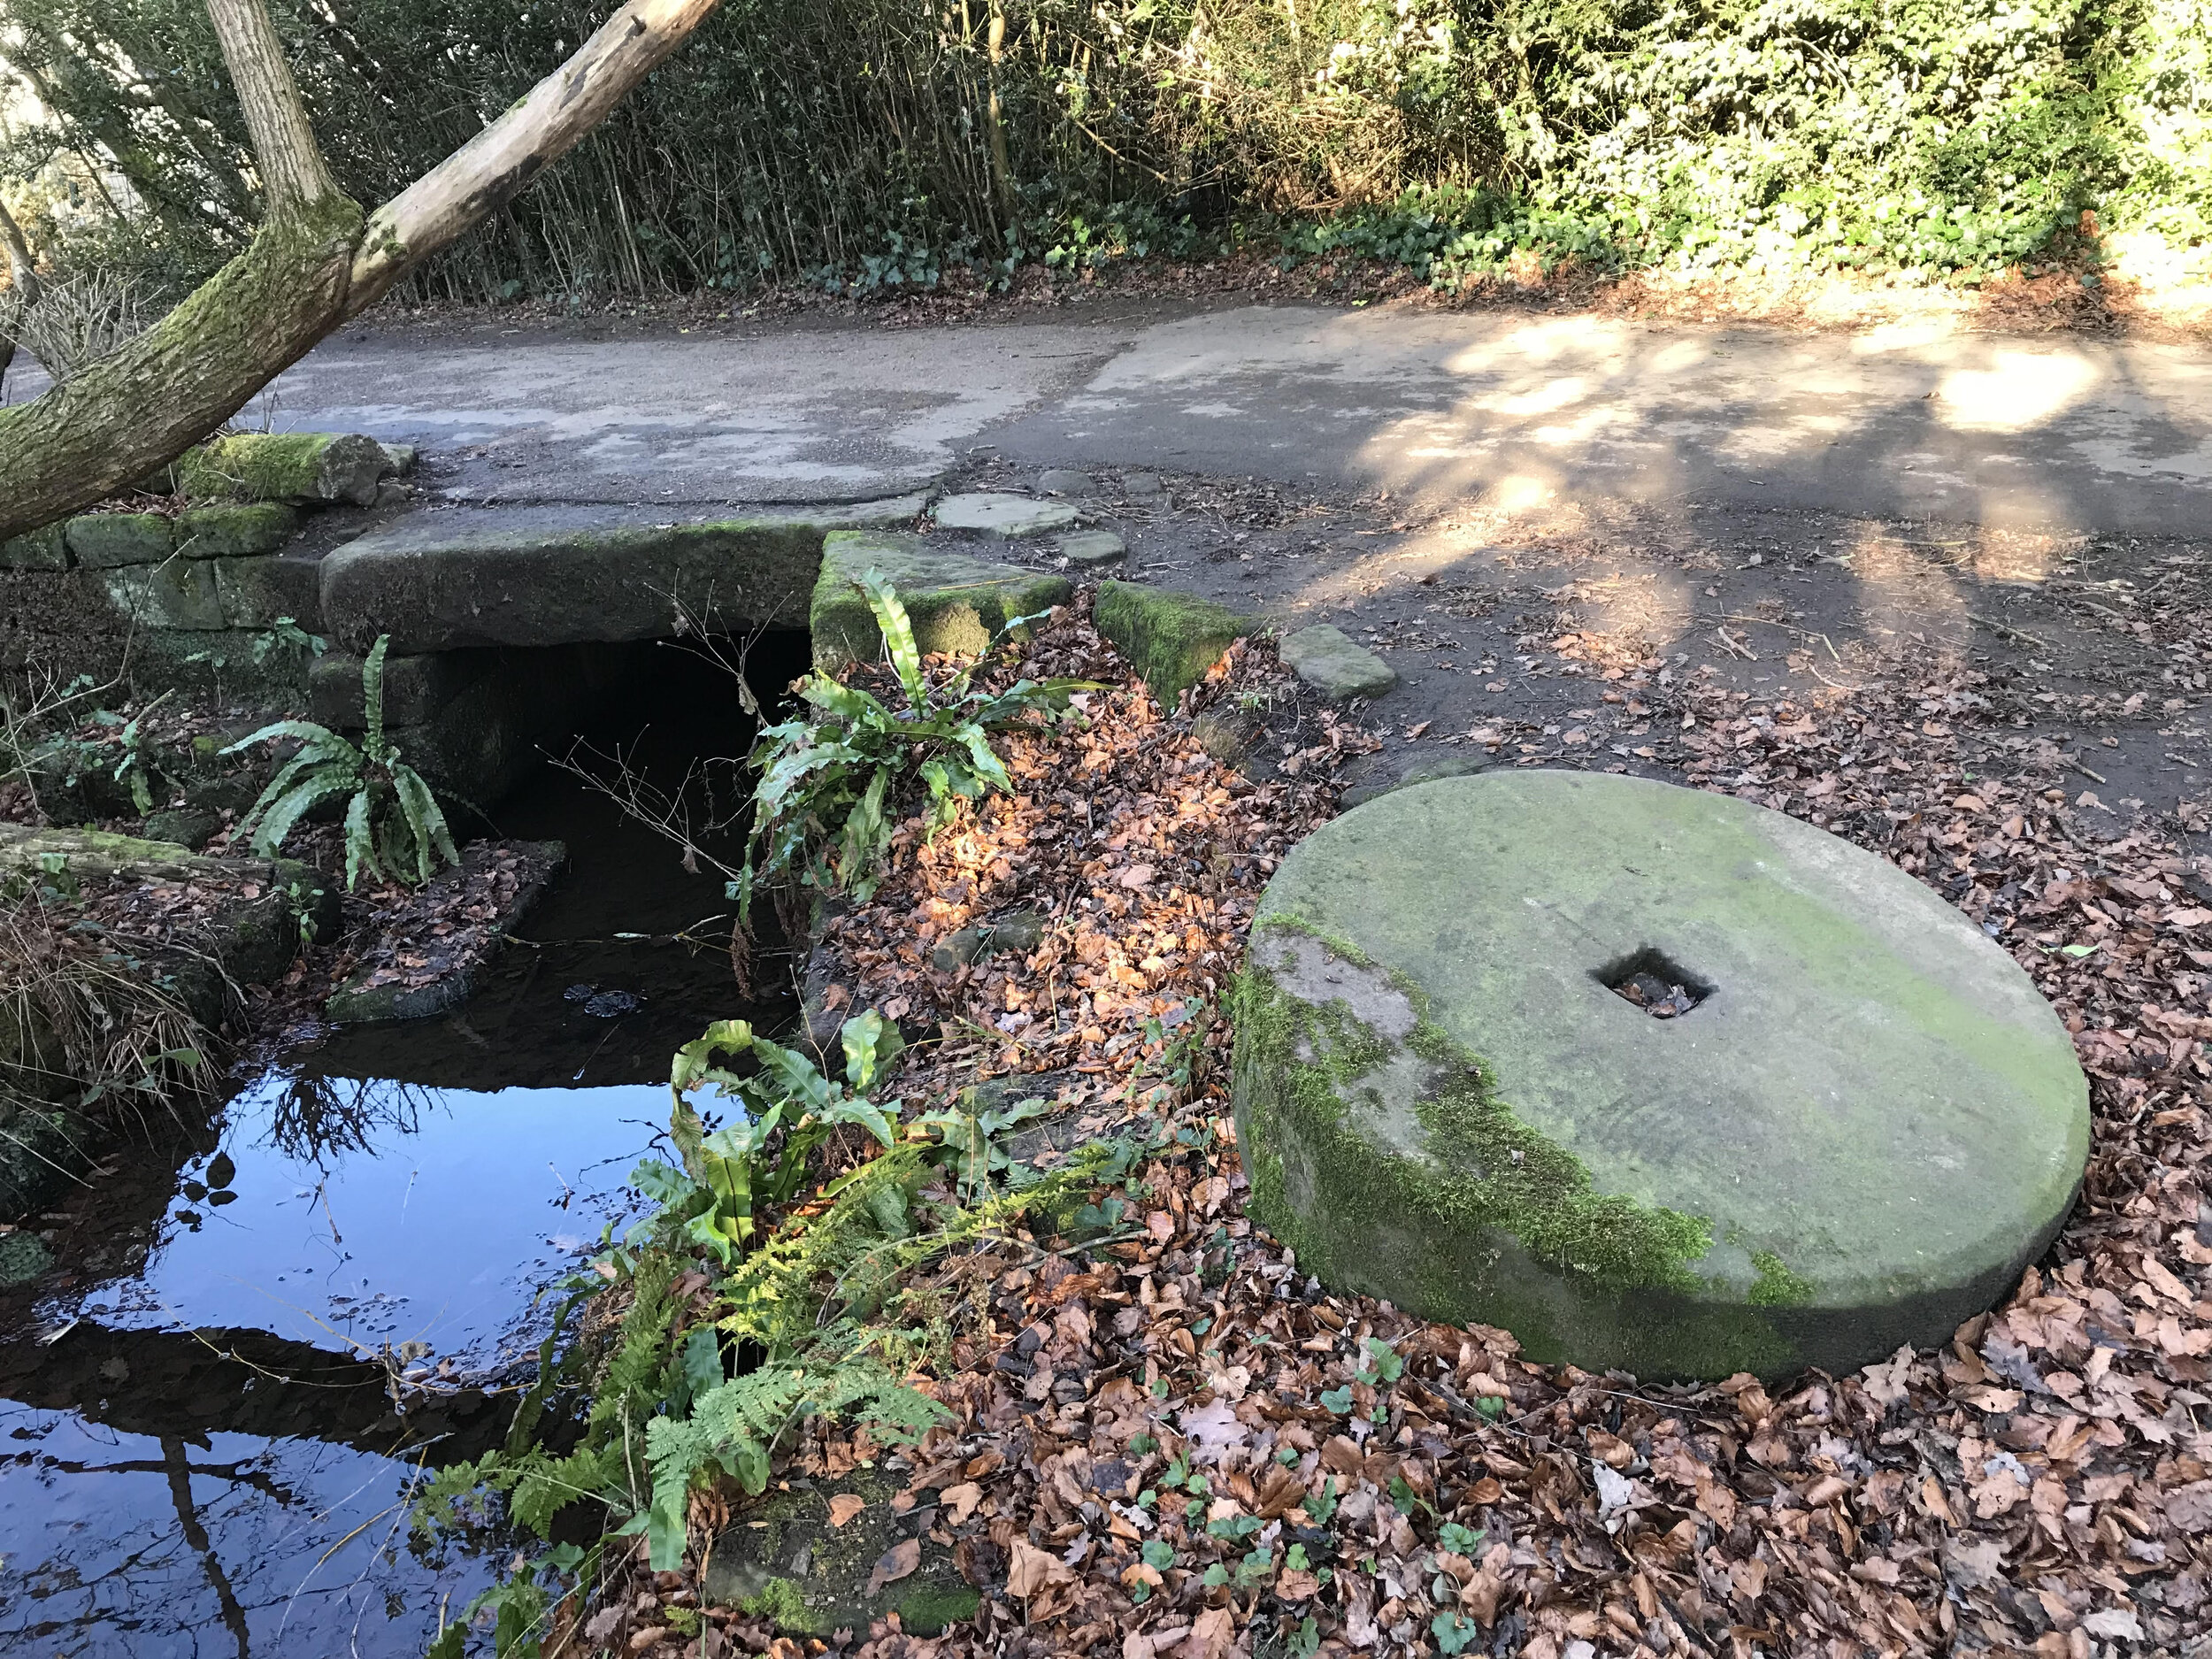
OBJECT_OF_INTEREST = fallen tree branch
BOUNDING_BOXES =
[0,0,726,540]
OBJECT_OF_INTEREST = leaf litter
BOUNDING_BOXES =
[597,596,2206,1659]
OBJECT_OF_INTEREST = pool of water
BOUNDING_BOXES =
[0,649,799,1656]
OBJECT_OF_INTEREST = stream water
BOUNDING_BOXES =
[0,641,801,1656]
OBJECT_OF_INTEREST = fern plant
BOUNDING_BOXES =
[649,1009,905,1265]
[740,571,1094,915]
[224,635,459,889]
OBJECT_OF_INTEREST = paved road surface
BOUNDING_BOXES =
[254,300,2212,534]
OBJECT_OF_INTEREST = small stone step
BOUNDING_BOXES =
[1054,529,1125,570]
[931,492,1081,539]
[1279,623,1397,702]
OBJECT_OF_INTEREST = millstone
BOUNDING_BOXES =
[1233,770,2088,1380]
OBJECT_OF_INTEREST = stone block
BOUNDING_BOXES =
[810,531,1071,674]
[1035,468,1097,496]
[310,649,489,730]
[931,492,1081,539]
[316,502,922,653]
[1279,623,1398,702]
[102,560,225,630]
[0,523,70,572]
[1054,529,1125,570]
[175,502,299,559]
[1233,770,2089,1381]
[213,555,324,630]
[128,629,319,702]
[176,432,386,505]
[1092,580,1256,708]
[65,512,173,569]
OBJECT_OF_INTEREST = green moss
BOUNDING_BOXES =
[1749,1249,1816,1307]
[1232,918,1802,1379]
[810,531,1071,674]
[175,502,298,558]
[1238,924,1712,1294]
[1092,580,1256,707]
[738,1576,819,1633]
[895,1583,982,1633]
[175,432,382,504]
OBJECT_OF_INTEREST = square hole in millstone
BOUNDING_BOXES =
[1592,947,1714,1019]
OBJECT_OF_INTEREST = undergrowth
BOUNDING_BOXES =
[227,635,459,889]
[16,0,2212,306]
[411,997,1164,1656]
[739,572,1092,918]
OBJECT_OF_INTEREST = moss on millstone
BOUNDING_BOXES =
[175,433,385,506]
[1233,918,1798,1380]
[1092,580,1256,708]
[1749,1249,1816,1307]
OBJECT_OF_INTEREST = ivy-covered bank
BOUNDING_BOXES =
[10,0,2212,306]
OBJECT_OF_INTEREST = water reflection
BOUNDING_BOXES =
[0,1071,666,1656]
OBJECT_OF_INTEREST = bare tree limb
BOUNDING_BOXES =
[0,0,726,539]
[345,0,722,315]
[205,0,342,213]
[0,197,39,391]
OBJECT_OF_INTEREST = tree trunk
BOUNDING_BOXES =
[0,198,39,394]
[0,0,725,541]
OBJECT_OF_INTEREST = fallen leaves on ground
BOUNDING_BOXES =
[616,619,2204,1659]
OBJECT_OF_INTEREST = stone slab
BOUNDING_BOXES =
[703,1466,978,1638]
[65,513,173,569]
[1055,529,1126,569]
[1093,580,1256,709]
[101,559,225,630]
[325,842,565,1021]
[931,492,1081,539]
[811,531,1072,674]
[1279,623,1397,702]
[1233,770,2089,1381]
[319,498,922,653]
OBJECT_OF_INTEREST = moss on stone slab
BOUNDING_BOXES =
[175,432,386,506]
[101,560,225,631]
[65,513,173,569]
[810,530,1071,674]
[175,502,299,559]
[1,523,69,572]
[702,1464,979,1637]
[1092,580,1256,709]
